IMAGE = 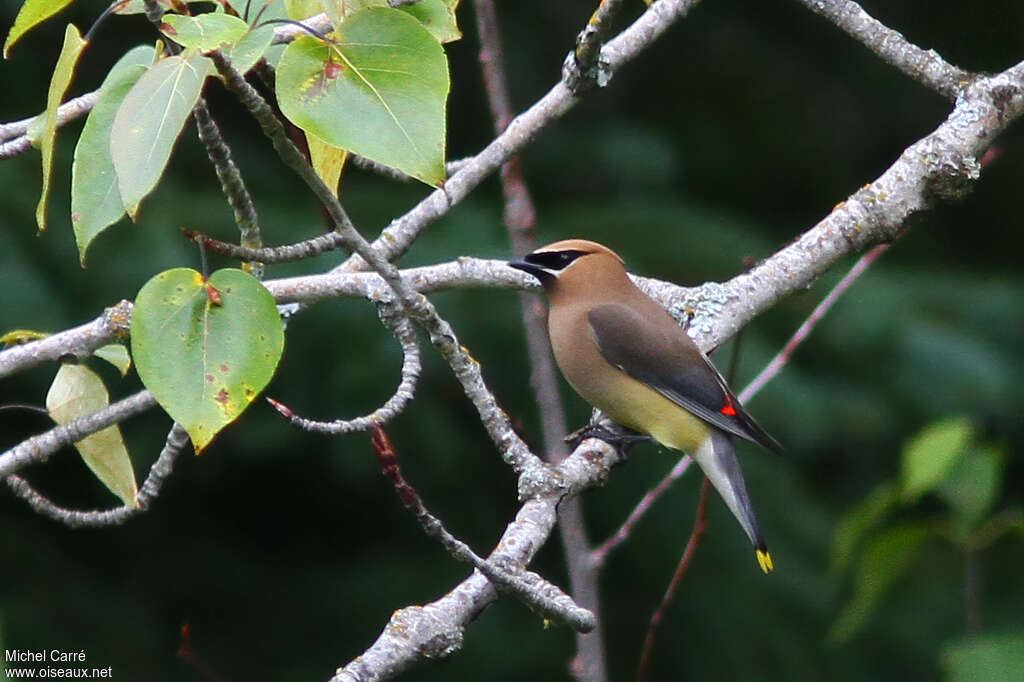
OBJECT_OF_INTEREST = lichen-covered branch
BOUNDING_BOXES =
[796,0,973,98]
[0,300,132,380]
[661,61,1024,354]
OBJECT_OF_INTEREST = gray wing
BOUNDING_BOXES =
[587,303,781,453]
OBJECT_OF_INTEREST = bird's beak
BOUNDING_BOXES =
[508,258,552,285]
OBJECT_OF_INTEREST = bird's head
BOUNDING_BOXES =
[508,239,628,298]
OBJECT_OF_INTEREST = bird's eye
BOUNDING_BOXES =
[525,249,587,271]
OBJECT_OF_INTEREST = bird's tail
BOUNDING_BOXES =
[691,429,773,573]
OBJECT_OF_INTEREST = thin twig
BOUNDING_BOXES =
[371,424,595,632]
[182,228,347,263]
[210,49,543,475]
[193,98,264,279]
[270,301,420,434]
[4,423,188,527]
[635,478,710,682]
[738,243,890,403]
[591,456,693,566]
[795,0,973,99]
[564,0,626,93]
[0,391,157,479]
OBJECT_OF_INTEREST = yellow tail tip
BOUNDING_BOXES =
[756,549,774,574]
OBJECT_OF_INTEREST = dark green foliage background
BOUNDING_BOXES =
[1,1,1022,680]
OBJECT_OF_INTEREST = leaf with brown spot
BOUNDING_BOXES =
[131,268,284,453]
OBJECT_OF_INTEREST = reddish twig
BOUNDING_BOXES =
[177,624,228,682]
[738,243,890,403]
[591,455,693,566]
[370,424,596,632]
[635,478,711,682]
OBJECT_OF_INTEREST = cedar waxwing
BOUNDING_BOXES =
[509,239,780,573]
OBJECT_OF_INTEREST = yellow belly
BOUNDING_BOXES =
[570,366,710,453]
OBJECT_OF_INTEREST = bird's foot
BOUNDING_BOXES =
[565,422,653,458]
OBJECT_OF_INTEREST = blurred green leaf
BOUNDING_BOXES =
[111,51,211,218]
[829,523,933,643]
[131,268,285,453]
[3,0,76,57]
[941,631,1024,682]
[831,480,899,575]
[160,13,249,52]
[938,444,1005,538]
[399,0,461,43]
[335,0,461,43]
[276,8,449,186]
[45,364,138,507]
[36,23,87,233]
[901,417,974,503]
[229,24,274,75]
[284,0,324,20]
[94,343,132,376]
[71,45,154,263]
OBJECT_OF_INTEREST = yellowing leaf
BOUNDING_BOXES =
[46,364,138,508]
[36,23,87,233]
[0,329,49,345]
[307,134,347,196]
[4,0,77,58]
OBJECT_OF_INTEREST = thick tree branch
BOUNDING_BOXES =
[643,61,1024,353]
[0,300,132,380]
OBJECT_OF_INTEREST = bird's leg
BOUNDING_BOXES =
[565,414,653,458]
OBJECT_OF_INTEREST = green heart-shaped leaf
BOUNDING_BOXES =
[131,268,285,452]
[276,8,449,186]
